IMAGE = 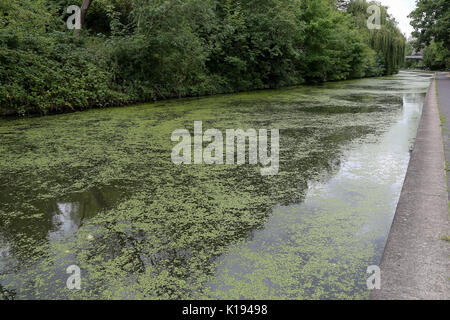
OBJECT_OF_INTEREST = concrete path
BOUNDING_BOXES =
[371,75,450,300]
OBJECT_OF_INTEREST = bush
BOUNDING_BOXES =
[423,41,450,70]
[0,32,127,115]
[0,0,407,116]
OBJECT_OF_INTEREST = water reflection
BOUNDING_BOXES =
[46,186,121,241]
[0,185,124,270]
[49,203,81,240]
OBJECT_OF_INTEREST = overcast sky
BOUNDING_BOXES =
[377,0,417,38]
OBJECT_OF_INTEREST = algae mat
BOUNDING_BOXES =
[0,71,433,299]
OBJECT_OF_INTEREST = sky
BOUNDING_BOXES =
[377,0,417,38]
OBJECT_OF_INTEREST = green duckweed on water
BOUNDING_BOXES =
[0,71,433,300]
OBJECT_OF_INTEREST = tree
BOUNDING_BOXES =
[80,0,93,28]
[409,0,450,50]
[409,0,449,70]
[1,0,411,115]
[346,0,406,75]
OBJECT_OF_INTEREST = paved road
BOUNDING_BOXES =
[371,75,450,300]
[436,72,450,192]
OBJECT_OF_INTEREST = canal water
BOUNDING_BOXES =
[0,71,433,299]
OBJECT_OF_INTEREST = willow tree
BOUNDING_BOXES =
[346,0,405,75]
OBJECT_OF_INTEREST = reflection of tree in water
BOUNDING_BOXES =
[49,187,109,239]
[0,185,122,268]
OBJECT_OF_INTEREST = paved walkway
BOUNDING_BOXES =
[371,74,450,300]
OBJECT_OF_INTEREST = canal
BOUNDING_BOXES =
[0,71,433,299]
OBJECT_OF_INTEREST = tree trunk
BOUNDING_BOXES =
[80,0,93,29]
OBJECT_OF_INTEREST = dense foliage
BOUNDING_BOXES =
[409,0,450,70]
[346,0,405,75]
[0,0,405,115]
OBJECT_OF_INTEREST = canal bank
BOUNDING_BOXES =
[371,76,450,300]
